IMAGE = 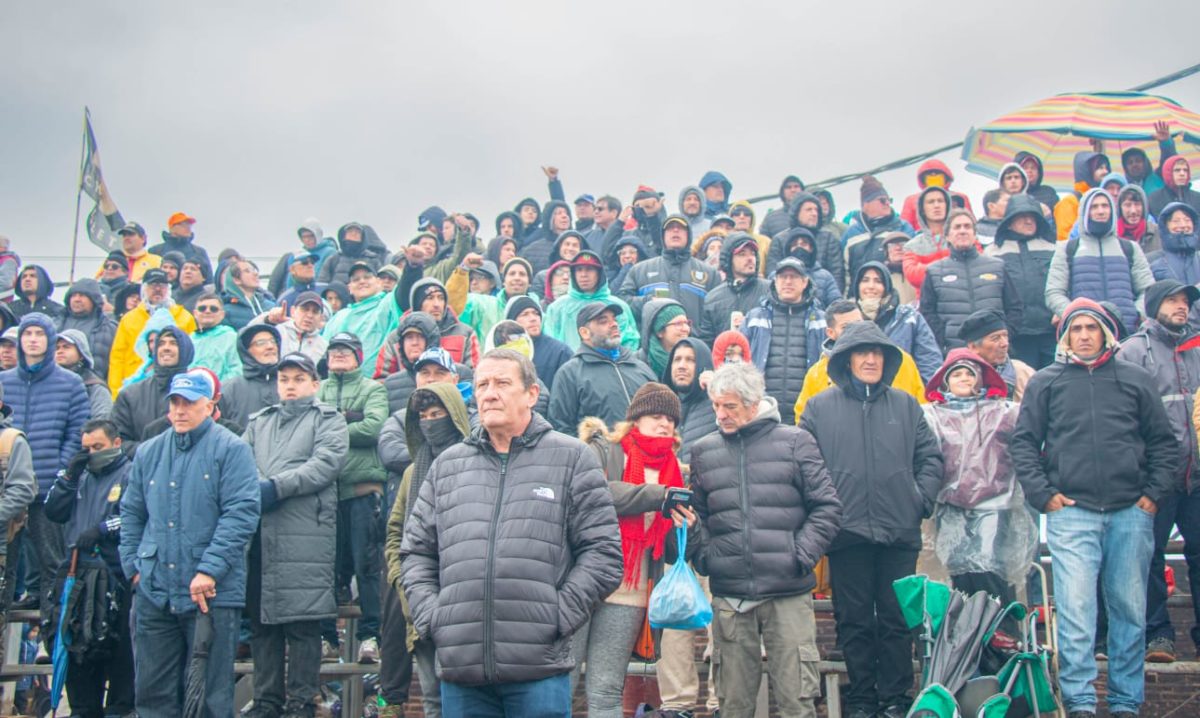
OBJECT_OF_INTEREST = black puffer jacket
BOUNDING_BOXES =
[218,325,281,428]
[664,337,716,463]
[59,278,118,380]
[400,412,622,686]
[381,312,440,413]
[698,233,771,343]
[984,194,1057,336]
[112,326,195,444]
[317,223,387,285]
[800,321,944,551]
[691,397,842,600]
[547,344,657,436]
[919,245,1023,349]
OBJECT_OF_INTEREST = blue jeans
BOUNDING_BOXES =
[1046,504,1154,713]
[441,673,571,718]
[1146,489,1200,648]
[133,599,240,718]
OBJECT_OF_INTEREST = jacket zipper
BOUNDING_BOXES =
[483,446,513,683]
[612,361,632,404]
[1088,370,1104,510]
[736,434,755,597]
[861,397,878,540]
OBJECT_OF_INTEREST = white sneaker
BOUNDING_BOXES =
[357,637,379,664]
[321,639,340,663]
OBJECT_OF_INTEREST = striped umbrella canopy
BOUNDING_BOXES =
[962,91,1200,191]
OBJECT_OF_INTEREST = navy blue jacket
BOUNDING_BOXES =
[0,313,91,495]
[44,454,132,577]
[119,418,260,612]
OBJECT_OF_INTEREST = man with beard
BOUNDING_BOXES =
[548,302,655,435]
[700,234,770,343]
[109,269,196,393]
[111,325,194,446]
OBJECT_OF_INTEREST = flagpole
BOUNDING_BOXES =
[69,107,89,283]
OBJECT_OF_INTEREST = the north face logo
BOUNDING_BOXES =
[532,487,556,500]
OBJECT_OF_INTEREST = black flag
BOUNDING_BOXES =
[80,110,123,252]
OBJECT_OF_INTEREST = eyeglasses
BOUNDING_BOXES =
[328,347,356,357]
[665,318,692,329]
[249,338,277,349]
[194,305,223,314]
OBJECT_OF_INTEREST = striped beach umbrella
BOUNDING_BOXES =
[962,91,1200,191]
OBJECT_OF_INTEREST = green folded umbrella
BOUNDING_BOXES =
[894,574,952,636]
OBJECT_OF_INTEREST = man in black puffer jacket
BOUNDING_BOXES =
[698,233,770,344]
[401,348,621,714]
[920,209,1023,351]
[800,321,943,718]
[111,325,195,447]
[691,361,841,718]
[984,194,1058,368]
[618,214,719,325]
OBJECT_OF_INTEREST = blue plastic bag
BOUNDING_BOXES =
[648,526,712,630]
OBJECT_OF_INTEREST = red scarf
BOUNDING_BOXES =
[1118,216,1146,243]
[618,428,684,587]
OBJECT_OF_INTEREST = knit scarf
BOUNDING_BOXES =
[618,428,684,587]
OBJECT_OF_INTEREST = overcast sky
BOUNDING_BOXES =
[4,1,1200,281]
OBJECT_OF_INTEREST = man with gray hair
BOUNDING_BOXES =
[690,362,842,718]
[800,321,943,718]
[0,236,20,304]
[401,348,622,717]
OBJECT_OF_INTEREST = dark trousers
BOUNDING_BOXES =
[379,572,413,704]
[336,493,382,639]
[951,571,1015,605]
[65,586,135,717]
[1146,490,1200,647]
[133,599,240,718]
[1010,332,1057,370]
[248,533,323,711]
[829,543,918,711]
[441,672,571,718]
[26,502,63,614]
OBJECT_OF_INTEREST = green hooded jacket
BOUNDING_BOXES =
[317,368,389,498]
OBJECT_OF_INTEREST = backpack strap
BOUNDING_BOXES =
[0,428,27,545]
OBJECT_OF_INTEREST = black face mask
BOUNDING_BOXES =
[87,447,123,473]
[420,416,460,449]
[1086,217,1113,237]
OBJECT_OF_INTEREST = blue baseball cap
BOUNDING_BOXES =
[413,347,457,374]
[574,194,596,206]
[168,370,215,402]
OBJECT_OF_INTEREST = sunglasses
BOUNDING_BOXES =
[194,305,223,313]
[104,262,124,271]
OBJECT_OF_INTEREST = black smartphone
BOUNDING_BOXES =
[661,487,693,518]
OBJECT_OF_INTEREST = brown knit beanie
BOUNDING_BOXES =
[860,175,888,205]
[626,382,682,424]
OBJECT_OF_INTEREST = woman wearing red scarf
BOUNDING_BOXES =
[574,382,697,718]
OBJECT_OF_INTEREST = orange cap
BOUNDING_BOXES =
[167,212,196,227]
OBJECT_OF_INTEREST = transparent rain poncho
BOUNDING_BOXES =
[923,398,1038,585]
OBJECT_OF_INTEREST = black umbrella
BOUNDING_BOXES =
[923,590,1005,696]
[182,611,214,718]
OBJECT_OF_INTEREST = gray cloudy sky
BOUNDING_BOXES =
[4,1,1200,281]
